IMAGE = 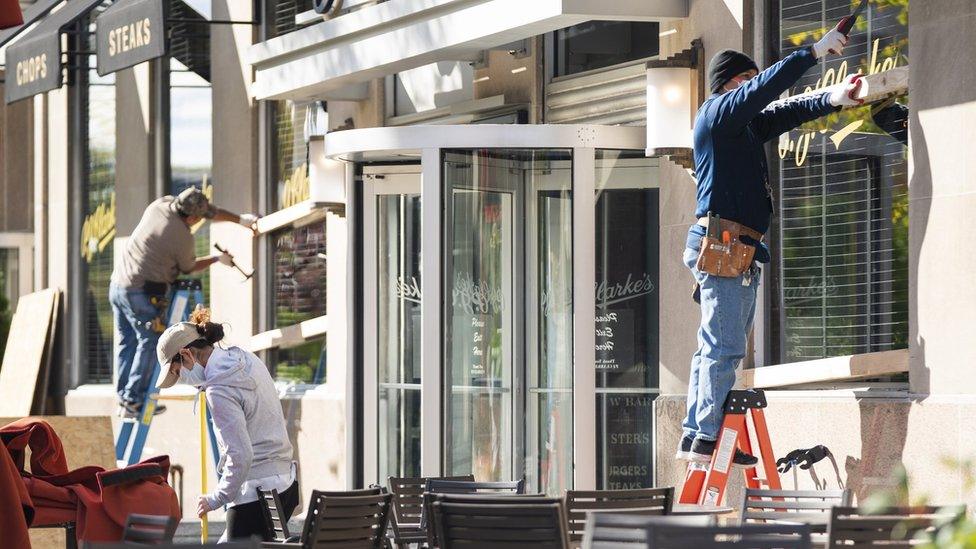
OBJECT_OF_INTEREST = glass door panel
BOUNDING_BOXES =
[443,149,574,490]
[443,151,516,482]
[525,153,573,495]
[594,151,660,490]
[370,170,423,481]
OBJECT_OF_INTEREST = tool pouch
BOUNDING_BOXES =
[695,236,756,277]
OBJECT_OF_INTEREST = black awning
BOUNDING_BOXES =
[4,0,106,104]
[95,0,165,76]
[0,0,62,49]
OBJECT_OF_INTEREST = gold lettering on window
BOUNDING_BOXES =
[81,193,117,263]
[280,163,310,209]
[778,38,902,167]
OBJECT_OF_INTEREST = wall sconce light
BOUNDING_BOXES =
[646,39,704,168]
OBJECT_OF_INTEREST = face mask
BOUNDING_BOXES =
[178,350,207,386]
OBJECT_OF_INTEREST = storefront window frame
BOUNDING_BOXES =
[763,0,910,376]
[78,11,118,385]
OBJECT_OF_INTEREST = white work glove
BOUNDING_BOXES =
[828,73,864,107]
[217,251,234,266]
[238,213,259,228]
[812,26,848,59]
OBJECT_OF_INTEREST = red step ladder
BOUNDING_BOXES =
[678,389,782,506]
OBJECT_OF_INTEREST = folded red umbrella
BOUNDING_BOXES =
[0,0,23,30]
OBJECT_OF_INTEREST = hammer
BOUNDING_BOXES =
[214,243,254,280]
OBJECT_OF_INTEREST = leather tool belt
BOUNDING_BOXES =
[694,216,763,278]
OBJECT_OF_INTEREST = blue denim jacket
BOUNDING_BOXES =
[693,46,838,239]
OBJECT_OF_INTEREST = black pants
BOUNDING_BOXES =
[224,480,300,541]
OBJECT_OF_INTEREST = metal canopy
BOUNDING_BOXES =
[0,0,62,52]
[4,0,106,104]
[247,0,688,101]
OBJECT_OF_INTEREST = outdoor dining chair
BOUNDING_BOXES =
[431,494,569,549]
[581,513,713,549]
[263,492,393,549]
[387,475,474,548]
[647,523,813,549]
[256,487,299,543]
[422,479,526,547]
[741,487,852,544]
[120,513,178,544]
[826,505,966,548]
[257,486,385,546]
[564,487,674,543]
[85,542,259,549]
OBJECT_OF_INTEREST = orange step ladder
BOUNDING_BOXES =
[678,389,782,506]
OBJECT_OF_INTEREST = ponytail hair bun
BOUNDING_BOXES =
[189,306,225,345]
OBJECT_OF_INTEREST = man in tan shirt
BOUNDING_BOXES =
[110,187,258,418]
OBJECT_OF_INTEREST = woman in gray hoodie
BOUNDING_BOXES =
[156,309,297,541]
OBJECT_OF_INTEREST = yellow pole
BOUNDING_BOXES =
[199,391,209,542]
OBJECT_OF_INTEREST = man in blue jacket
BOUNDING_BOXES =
[678,27,863,466]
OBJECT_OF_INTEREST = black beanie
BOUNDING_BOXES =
[708,49,759,94]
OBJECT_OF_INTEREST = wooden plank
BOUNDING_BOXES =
[0,415,116,470]
[248,314,330,352]
[855,66,908,103]
[767,66,908,109]
[739,349,908,389]
[34,291,60,414]
[0,289,59,416]
[255,200,331,236]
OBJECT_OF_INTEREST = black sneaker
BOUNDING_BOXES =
[675,435,694,460]
[731,449,759,469]
[689,438,716,462]
[119,401,166,420]
[690,438,760,468]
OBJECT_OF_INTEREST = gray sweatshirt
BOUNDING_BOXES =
[199,346,294,509]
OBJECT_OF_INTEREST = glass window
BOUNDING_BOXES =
[265,0,315,38]
[376,192,422,480]
[268,338,326,384]
[392,62,474,117]
[0,248,19,365]
[553,21,660,78]
[271,100,311,211]
[594,151,659,489]
[771,1,908,364]
[82,13,117,383]
[267,98,327,385]
[169,0,213,298]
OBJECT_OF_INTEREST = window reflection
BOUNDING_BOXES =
[773,1,909,364]
[594,151,659,490]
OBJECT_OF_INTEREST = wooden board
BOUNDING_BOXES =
[0,289,59,416]
[767,66,908,109]
[35,291,60,415]
[255,200,330,235]
[248,314,329,352]
[739,349,909,389]
[0,415,116,470]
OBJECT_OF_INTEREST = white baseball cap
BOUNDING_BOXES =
[155,322,203,388]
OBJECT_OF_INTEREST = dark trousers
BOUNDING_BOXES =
[225,480,300,541]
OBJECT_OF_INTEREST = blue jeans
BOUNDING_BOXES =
[109,283,162,407]
[682,230,761,442]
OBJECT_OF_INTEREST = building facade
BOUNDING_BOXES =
[0,0,973,519]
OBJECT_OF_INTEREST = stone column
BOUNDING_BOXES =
[908,1,976,395]
[209,0,259,345]
[0,83,34,233]
[114,64,156,238]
